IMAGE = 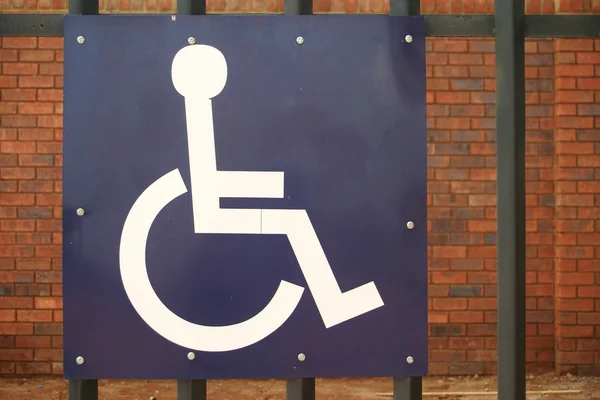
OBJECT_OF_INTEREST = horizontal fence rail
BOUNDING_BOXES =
[1,13,599,37]
[0,0,599,399]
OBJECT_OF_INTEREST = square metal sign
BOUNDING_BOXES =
[63,14,427,380]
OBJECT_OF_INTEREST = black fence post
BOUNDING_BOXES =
[283,0,314,398]
[284,0,312,16]
[286,377,316,400]
[68,379,98,400]
[177,379,207,400]
[175,0,208,398]
[389,1,424,398]
[495,1,526,400]
[68,0,98,15]
[66,0,99,397]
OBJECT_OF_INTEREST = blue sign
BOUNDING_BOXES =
[63,14,427,380]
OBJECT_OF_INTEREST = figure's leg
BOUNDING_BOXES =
[262,209,384,328]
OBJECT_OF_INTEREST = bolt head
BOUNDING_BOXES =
[76,356,84,365]
[187,352,196,360]
[76,208,85,217]
[406,221,415,230]
[76,36,85,44]
[297,353,306,362]
[296,36,304,45]
[406,356,414,364]
[188,37,196,45]
[405,34,413,43]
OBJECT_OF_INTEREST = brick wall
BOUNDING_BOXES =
[0,0,599,377]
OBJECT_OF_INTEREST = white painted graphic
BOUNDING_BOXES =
[119,44,384,352]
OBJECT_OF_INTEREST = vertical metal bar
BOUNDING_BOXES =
[68,380,98,400]
[177,379,207,400]
[389,0,420,17]
[495,0,526,400]
[68,0,98,15]
[68,0,99,396]
[175,0,206,397]
[286,378,316,400]
[283,0,314,389]
[284,0,312,15]
[393,377,422,400]
[389,3,423,399]
[177,0,206,16]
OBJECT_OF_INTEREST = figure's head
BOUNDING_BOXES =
[171,44,228,99]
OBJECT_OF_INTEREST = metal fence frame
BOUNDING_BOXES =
[1,0,599,399]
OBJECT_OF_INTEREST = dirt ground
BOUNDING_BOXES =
[1,373,600,400]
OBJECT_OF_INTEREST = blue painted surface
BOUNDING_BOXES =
[63,14,427,380]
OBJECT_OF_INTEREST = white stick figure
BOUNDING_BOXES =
[119,44,384,352]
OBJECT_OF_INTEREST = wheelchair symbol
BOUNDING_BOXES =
[119,44,384,352]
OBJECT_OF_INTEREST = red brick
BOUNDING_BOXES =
[34,322,61,335]
[1,141,36,154]
[0,349,33,361]
[36,142,61,154]
[15,259,50,271]
[15,362,51,374]
[0,310,16,322]
[18,155,54,167]
[34,349,62,361]
[1,115,36,128]
[2,38,36,49]
[34,297,62,309]
[39,63,63,76]
[2,63,38,76]
[14,337,50,351]
[18,76,53,88]
[0,76,17,88]
[556,65,595,77]
[19,50,54,63]
[432,298,467,310]
[16,310,52,322]
[37,38,63,49]
[0,296,32,309]
[37,89,62,102]
[0,323,33,335]
[17,103,54,115]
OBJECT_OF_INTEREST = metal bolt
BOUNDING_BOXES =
[406,221,415,230]
[76,356,84,365]
[405,34,413,43]
[76,36,85,44]
[297,353,306,362]
[406,356,414,364]
[188,37,196,45]
[187,352,196,360]
[76,208,85,217]
[296,36,304,45]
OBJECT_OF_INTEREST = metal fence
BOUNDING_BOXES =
[1,0,599,399]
